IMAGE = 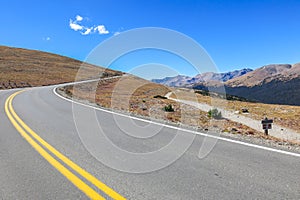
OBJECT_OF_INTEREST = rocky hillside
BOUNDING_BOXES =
[226,64,296,87]
[196,68,253,82]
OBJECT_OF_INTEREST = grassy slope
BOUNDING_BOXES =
[0,45,122,89]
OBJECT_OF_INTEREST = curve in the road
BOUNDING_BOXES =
[5,90,125,200]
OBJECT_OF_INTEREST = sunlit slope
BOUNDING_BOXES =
[0,45,122,89]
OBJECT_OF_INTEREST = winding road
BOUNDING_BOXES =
[0,84,299,199]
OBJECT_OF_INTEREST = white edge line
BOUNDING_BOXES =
[52,85,300,158]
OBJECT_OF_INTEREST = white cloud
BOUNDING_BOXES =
[69,19,84,31]
[76,15,83,22]
[94,25,109,34]
[69,15,110,36]
[113,31,121,36]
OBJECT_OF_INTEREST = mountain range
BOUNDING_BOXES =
[152,64,300,106]
[152,68,253,87]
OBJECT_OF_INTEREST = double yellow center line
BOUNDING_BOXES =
[5,90,126,200]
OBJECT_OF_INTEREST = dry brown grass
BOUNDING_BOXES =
[171,89,300,133]
[225,101,300,133]
[0,45,122,89]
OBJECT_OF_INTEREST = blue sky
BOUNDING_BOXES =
[1,0,300,79]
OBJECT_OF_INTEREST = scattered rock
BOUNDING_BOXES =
[241,108,249,113]
[246,131,254,135]
[231,127,238,132]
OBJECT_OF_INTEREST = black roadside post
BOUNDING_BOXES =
[261,117,273,136]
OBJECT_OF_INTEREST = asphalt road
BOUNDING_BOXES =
[0,85,299,199]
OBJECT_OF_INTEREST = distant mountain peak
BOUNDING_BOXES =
[197,63,300,105]
[151,68,253,87]
[226,63,298,87]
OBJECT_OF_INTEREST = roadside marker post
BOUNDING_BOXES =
[261,117,273,135]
